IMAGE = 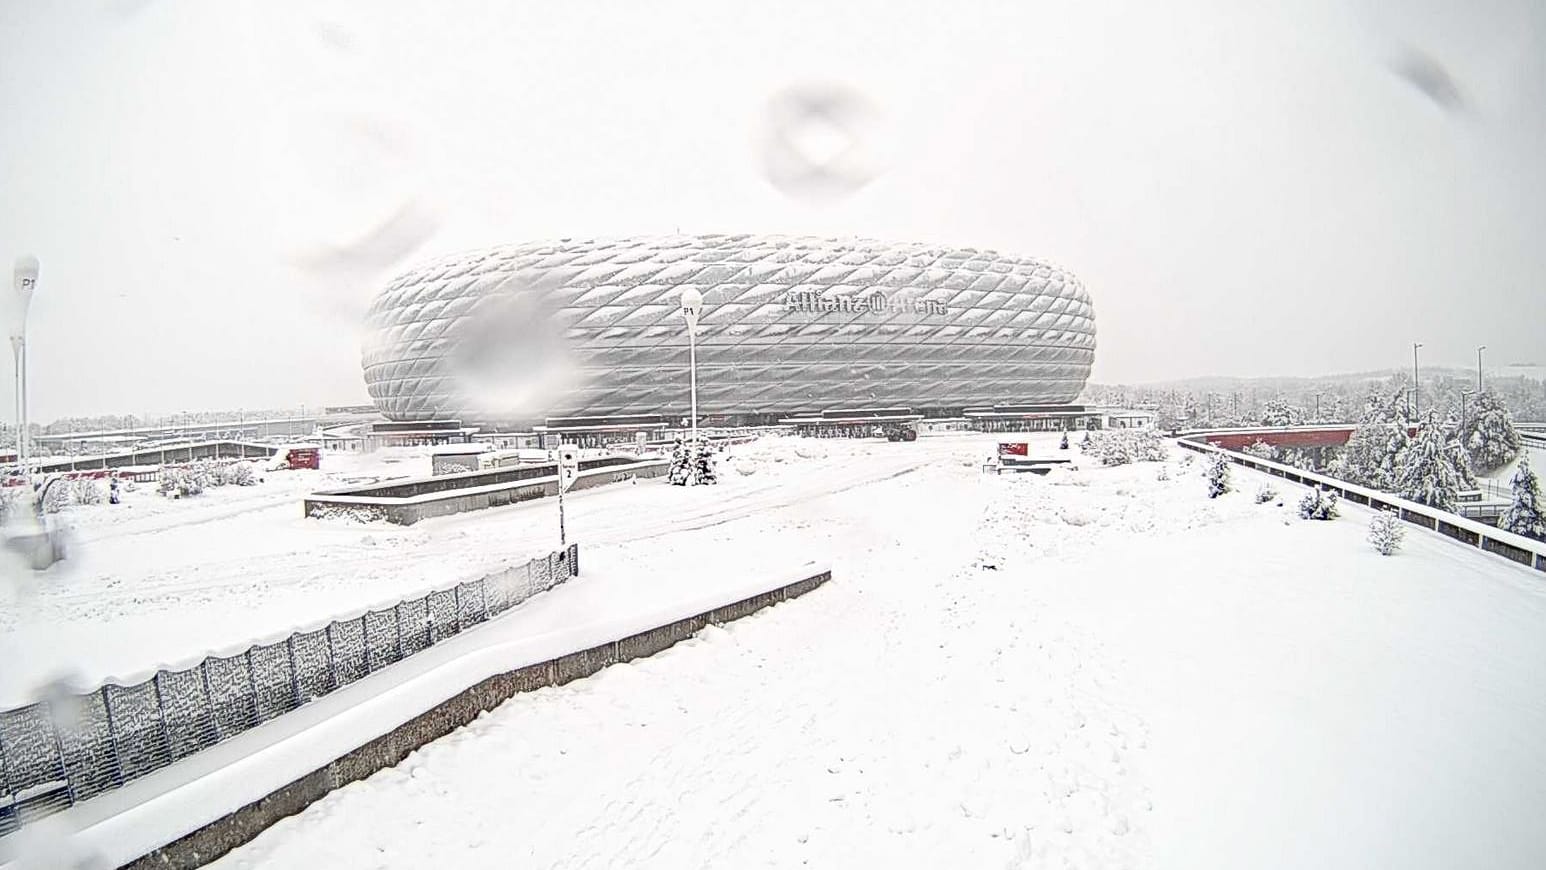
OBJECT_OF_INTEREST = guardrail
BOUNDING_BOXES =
[1177,437,1546,574]
[0,544,579,838]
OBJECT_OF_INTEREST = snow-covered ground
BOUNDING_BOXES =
[0,437,967,705]
[176,435,1546,870]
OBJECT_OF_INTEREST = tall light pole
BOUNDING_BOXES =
[1476,345,1486,394]
[9,256,38,482]
[679,287,703,452]
[1412,342,1423,422]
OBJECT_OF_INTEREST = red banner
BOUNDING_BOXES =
[998,442,1028,457]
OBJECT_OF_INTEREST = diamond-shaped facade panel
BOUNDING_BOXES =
[362,235,1096,424]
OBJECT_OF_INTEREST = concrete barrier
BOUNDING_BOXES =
[123,567,832,869]
[303,457,669,525]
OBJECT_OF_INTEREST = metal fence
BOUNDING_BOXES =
[0,543,578,837]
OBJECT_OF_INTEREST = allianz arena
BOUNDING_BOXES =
[361,235,1096,426]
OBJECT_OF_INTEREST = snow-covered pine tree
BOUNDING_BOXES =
[1462,391,1521,473]
[1259,399,1302,428]
[1335,393,1411,491]
[1445,428,1477,490]
[1499,455,1545,539]
[1297,486,1339,520]
[1368,510,1404,554]
[668,439,693,486]
[1395,413,1462,511]
[693,440,718,485]
[1205,452,1231,498]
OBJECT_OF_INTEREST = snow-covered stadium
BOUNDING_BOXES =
[361,235,1096,426]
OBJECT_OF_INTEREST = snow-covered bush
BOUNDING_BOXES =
[1180,452,1195,468]
[1278,447,1317,472]
[1090,429,1168,466]
[1254,484,1277,504]
[69,478,103,506]
[41,479,72,514]
[1499,456,1544,540]
[0,486,19,524]
[1242,440,1277,461]
[221,462,258,486]
[1367,511,1404,555]
[1298,486,1339,520]
[1205,453,1231,498]
[158,467,203,498]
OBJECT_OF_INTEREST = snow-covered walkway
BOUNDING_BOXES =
[207,438,1546,870]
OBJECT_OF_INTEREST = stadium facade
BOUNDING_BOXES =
[361,235,1096,427]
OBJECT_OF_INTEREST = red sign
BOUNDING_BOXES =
[998,442,1028,457]
[286,448,321,470]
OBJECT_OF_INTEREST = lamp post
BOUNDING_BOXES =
[1476,345,1486,394]
[1411,342,1423,422]
[679,287,704,452]
[1461,389,1474,433]
[9,256,38,483]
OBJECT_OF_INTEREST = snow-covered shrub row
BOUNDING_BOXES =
[1255,484,1277,504]
[1298,486,1339,520]
[307,504,388,523]
[157,460,259,498]
[1086,429,1168,467]
[1368,511,1404,555]
[1242,440,1277,461]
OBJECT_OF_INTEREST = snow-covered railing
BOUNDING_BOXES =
[0,544,579,838]
[1177,437,1546,574]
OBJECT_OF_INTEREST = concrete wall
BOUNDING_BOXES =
[303,459,668,525]
[124,568,831,870]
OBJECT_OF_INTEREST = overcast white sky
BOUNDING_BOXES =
[1,0,1543,421]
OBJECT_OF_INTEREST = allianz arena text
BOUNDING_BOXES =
[361,235,1096,426]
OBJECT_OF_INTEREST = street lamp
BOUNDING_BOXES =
[679,287,704,452]
[1461,388,1474,432]
[1412,342,1423,422]
[1476,345,1486,394]
[9,256,38,481]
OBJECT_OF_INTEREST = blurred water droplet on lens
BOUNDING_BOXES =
[447,274,582,422]
[295,199,438,282]
[312,19,357,52]
[761,83,883,203]
[1390,47,1465,113]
